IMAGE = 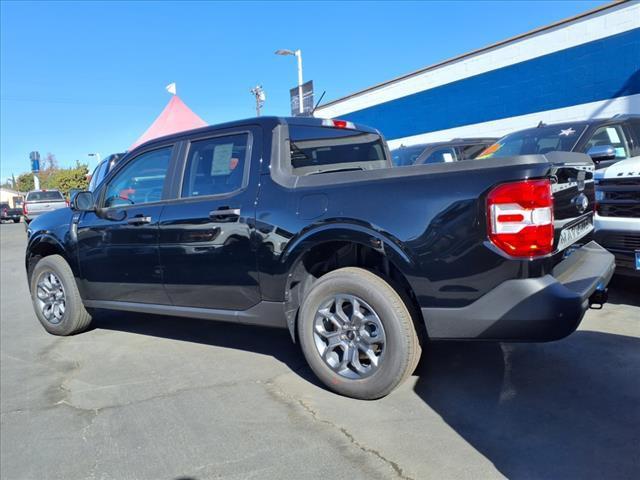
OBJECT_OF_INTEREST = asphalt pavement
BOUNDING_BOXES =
[1,221,639,480]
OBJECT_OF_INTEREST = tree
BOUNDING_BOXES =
[47,164,89,195]
[16,172,35,192]
[42,152,59,171]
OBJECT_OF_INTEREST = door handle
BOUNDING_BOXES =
[126,215,151,225]
[209,208,241,219]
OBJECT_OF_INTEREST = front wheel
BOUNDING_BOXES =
[29,255,92,336]
[298,267,421,400]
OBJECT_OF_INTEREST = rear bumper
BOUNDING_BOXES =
[421,241,615,341]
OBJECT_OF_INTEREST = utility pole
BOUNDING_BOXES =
[250,85,266,116]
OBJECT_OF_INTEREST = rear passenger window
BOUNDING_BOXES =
[424,147,457,164]
[182,134,249,197]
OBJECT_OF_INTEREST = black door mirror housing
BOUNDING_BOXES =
[587,145,616,162]
[71,191,95,212]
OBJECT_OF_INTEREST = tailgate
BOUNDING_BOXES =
[546,151,595,252]
[26,201,66,213]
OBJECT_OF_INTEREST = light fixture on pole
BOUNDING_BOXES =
[275,48,304,115]
[250,85,266,116]
[88,153,101,165]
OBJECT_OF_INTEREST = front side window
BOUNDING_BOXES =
[103,147,172,208]
[289,125,388,175]
[182,134,249,198]
[583,125,629,159]
[423,147,457,164]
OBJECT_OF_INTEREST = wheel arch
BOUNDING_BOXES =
[281,224,423,342]
[26,235,72,284]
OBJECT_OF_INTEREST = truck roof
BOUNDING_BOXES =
[127,116,381,156]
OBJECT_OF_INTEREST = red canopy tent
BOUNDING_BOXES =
[129,94,207,150]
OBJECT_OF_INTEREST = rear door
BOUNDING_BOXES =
[158,127,261,310]
[76,145,175,304]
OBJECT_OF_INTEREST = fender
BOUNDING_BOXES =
[277,221,419,340]
[26,232,78,279]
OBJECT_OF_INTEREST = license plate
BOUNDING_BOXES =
[557,218,593,251]
[635,251,640,270]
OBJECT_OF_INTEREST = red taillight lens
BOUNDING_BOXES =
[23,204,28,215]
[487,179,554,257]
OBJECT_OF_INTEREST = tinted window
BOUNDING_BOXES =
[103,147,171,208]
[583,125,629,159]
[26,191,64,202]
[477,125,587,159]
[461,143,491,160]
[182,134,249,197]
[391,145,424,166]
[289,126,388,175]
[423,147,457,164]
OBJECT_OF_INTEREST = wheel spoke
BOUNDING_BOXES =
[335,297,350,325]
[312,293,386,380]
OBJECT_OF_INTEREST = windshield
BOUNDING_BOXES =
[391,145,425,166]
[289,125,389,175]
[26,191,64,202]
[477,124,587,159]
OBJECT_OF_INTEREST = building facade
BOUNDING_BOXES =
[314,1,640,149]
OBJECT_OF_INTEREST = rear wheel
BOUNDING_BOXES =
[298,267,421,400]
[29,255,92,335]
[12,218,20,223]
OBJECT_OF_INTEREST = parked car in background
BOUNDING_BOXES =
[594,156,640,277]
[23,190,67,225]
[476,115,640,169]
[87,153,125,191]
[25,116,613,400]
[391,138,497,166]
[0,202,22,223]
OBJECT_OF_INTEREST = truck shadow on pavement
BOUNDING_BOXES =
[414,331,640,479]
[91,310,319,384]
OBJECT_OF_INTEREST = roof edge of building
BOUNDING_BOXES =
[316,0,629,111]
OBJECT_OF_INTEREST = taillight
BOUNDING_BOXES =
[322,118,355,129]
[23,204,28,215]
[487,179,554,257]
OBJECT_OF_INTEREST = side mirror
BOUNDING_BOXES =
[587,145,616,162]
[71,191,95,212]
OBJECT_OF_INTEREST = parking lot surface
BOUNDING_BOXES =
[1,221,639,480]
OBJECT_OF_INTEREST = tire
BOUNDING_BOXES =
[298,267,421,400]
[13,218,20,223]
[29,254,92,336]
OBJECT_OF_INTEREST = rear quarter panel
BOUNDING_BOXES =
[257,161,559,309]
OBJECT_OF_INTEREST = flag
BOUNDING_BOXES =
[166,83,177,95]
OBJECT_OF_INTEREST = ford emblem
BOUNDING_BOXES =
[573,193,589,214]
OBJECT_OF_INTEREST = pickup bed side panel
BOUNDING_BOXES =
[256,161,559,310]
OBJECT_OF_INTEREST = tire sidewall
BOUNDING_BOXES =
[299,269,412,399]
[30,255,82,336]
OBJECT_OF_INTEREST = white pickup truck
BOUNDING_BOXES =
[23,190,68,225]
[594,157,640,276]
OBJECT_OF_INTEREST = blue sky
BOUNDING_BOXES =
[1,0,605,180]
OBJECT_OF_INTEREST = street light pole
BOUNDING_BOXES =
[275,48,304,115]
[295,50,303,115]
[88,153,101,165]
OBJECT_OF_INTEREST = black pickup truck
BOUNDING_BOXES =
[25,116,614,399]
[1,202,22,223]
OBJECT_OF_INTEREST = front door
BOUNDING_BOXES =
[159,128,261,310]
[76,145,174,304]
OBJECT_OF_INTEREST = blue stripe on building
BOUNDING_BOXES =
[341,28,640,140]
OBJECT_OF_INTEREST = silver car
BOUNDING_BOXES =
[23,190,67,224]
